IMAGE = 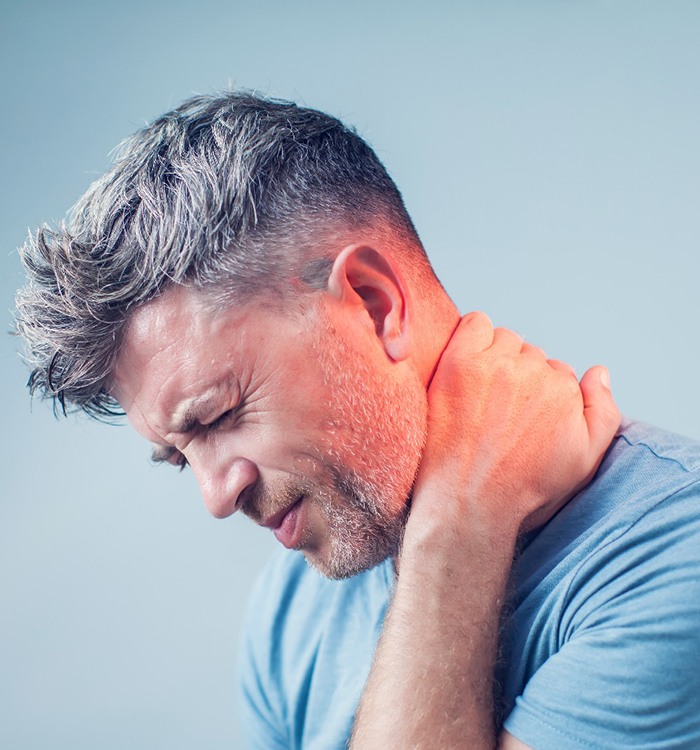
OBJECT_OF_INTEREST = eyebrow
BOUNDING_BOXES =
[171,408,198,435]
[149,397,213,464]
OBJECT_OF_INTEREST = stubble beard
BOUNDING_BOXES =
[305,469,411,580]
[303,312,428,580]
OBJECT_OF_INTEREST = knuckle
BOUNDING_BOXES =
[460,311,493,336]
[465,310,492,326]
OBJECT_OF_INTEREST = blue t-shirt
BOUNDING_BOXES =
[238,420,700,749]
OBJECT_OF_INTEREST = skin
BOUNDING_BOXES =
[112,239,620,748]
[351,313,619,749]
[112,245,435,579]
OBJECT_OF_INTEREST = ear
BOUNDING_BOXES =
[326,245,412,362]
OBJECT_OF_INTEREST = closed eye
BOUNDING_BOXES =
[209,408,236,430]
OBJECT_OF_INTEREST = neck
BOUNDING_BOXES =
[414,290,461,389]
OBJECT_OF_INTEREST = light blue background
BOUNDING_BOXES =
[1,2,699,748]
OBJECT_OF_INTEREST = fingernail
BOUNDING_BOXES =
[600,367,610,389]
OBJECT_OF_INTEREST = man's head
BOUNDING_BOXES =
[15,92,456,577]
[15,92,436,417]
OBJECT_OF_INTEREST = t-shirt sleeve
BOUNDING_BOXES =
[504,484,700,749]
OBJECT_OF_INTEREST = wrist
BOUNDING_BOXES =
[399,493,520,581]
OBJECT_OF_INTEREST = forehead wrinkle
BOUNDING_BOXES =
[119,286,251,444]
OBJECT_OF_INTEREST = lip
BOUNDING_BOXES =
[264,497,304,549]
[260,497,302,530]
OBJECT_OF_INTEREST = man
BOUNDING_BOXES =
[15,93,700,749]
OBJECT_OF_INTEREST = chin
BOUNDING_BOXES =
[302,503,407,580]
[304,551,391,581]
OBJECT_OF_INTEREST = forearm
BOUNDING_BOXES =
[350,314,618,749]
[350,513,519,749]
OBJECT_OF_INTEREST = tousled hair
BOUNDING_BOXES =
[14,91,431,420]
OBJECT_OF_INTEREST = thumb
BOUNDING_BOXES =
[579,365,621,455]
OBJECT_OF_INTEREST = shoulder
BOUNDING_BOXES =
[514,419,700,592]
[587,418,700,555]
[523,418,700,615]
[503,421,700,748]
[605,417,700,480]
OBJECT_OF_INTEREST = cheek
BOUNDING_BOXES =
[251,417,330,479]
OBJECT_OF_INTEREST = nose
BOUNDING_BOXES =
[190,454,259,519]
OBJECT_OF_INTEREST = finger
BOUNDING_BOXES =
[521,341,547,359]
[492,327,523,353]
[580,365,621,454]
[547,358,577,378]
[447,311,495,355]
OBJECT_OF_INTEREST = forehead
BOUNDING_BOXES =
[122,285,287,357]
[112,286,301,418]
[121,286,239,366]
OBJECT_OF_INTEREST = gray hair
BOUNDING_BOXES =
[14,92,431,420]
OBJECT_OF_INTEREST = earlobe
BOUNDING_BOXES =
[327,245,412,362]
